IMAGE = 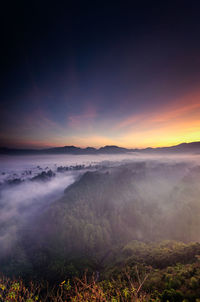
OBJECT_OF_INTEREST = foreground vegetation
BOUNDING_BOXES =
[1,240,200,301]
[0,273,149,302]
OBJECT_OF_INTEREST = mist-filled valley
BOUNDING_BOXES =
[1,153,200,300]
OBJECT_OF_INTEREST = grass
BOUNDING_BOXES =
[0,268,150,302]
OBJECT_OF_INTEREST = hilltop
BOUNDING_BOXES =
[1,141,200,155]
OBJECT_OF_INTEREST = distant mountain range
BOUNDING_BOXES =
[0,141,200,155]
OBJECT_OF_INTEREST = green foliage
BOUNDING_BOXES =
[160,289,183,302]
[0,278,39,302]
[1,241,200,301]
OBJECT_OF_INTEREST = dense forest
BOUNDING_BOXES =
[1,159,200,301]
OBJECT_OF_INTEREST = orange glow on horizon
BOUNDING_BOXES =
[1,91,200,150]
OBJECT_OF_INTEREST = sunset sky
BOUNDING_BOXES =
[1,1,200,149]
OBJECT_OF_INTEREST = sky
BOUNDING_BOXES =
[1,1,200,149]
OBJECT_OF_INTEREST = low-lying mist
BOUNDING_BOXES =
[0,172,78,253]
[0,152,200,279]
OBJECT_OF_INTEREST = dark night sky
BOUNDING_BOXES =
[1,1,200,148]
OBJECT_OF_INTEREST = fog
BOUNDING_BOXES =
[0,152,200,276]
[0,172,79,255]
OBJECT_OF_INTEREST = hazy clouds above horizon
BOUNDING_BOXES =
[1,1,200,148]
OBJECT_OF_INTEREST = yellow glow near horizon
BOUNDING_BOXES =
[2,91,200,149]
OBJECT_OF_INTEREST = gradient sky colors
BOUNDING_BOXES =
[1,1,200,148]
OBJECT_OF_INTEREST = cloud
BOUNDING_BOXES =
[116,91,200,130]
[2,88,200,149]
[111,90,200,147]
[0,109,67,148]
[67,105,97,129]
[0,171,78,256]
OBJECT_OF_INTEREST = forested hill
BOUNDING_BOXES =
[15,160,199,282]
[36,161,200,254]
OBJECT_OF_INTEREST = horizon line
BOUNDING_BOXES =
[1,140,200,151]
